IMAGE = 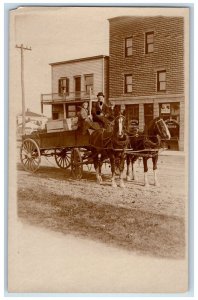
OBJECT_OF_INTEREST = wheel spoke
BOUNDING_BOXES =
[56,156,61,163]
[32,158,39,167]
[27,159,30,170]
[65,156,70,164]
[55,149,71,169]
[26,141,31,152]
[20,139,41,172]
[59,157,63,166]
[22,148,29,155]
[24,158,29,166]
[29,161,35,171]
[62,158,65,168]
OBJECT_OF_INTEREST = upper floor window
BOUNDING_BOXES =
[58,77,69,96]
[84,74,93,94]
[125,37,133,57]
[157,70,166,91]
[145,31,154,54]
[124,74,132,93]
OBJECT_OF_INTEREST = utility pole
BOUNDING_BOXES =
[16,44,32,135]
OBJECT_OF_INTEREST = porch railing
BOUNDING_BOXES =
[41,91,96,104]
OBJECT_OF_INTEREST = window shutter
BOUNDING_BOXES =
[66,78,69,94]
[58,79,61,94]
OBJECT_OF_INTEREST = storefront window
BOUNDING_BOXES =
[126,104,139,129]
[159,102,180,138]
[52,104,64,120]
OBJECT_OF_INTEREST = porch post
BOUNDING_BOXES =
[63,104,66,119]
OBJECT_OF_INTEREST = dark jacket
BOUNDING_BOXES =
[92,102,110,120]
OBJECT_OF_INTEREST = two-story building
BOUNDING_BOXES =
[108,16,184,150]
[41,55,109,119]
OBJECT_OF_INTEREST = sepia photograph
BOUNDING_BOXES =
[8,5,190,294]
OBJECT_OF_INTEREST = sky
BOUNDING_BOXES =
[10,6,188,117]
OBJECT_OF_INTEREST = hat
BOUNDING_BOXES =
[97,92,104,97]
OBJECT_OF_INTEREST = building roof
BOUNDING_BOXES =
[18,121,40,128]
[18,110,47,118]
[108,15,183,22]
[49,55,109,66]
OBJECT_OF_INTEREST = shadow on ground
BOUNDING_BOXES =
[17,163,114,184]
[18,186,185,260]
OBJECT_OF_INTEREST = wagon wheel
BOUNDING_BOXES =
[71,148,83,179]
[20,138,41,173]
[55,148,71,169]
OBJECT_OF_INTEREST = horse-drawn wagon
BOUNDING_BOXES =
[20,126,96,179]
[20,92,171,187]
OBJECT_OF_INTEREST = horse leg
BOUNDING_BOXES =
[110,155,117,188]
[131,157,136,180]
[98,154,103,184]
[94,155,102,184]
[119,154,125,188]
[143,157,149,187]
[126,155,131,181]
[152,154,160,187]
[138,157,142,167]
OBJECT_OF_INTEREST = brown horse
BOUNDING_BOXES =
[90,114,128,188]
[126,117,171,187]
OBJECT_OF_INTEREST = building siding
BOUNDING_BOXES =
[108,16,185,151]
[51,57,108,101]
[109,16,184,98]
[104,57,109,102]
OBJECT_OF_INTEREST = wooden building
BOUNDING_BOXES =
[41,55,109,119]
[108,16,184,150]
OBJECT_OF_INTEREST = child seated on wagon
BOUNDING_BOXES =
[78,102,100,134]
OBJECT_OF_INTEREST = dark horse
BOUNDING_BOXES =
[90,114,128,188]
[126,117,171,187]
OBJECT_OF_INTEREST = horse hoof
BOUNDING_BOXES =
[126,175,131,182]
[120,182,125,188]
[154,182,160,187]
[97,178,102,185]
[112,182,117,188]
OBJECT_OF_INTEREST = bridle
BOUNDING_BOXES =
[113,115,126,137]
[154,118,170,139]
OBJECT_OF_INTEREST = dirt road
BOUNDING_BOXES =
[17,153,187,259]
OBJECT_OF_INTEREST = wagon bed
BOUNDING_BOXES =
[22,130,90,149]
[20,129,92,178]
